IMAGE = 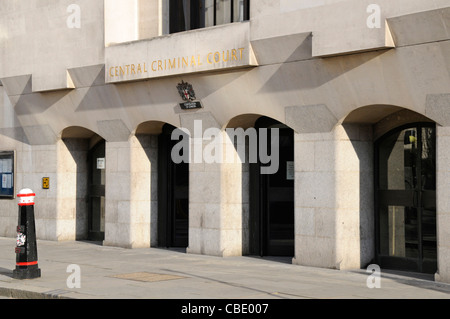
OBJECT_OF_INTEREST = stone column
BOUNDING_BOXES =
[180,112,245,257]
[435,126,450,283]
[56,138,89,241]
[103,134,156,248]
[292,124,374,270]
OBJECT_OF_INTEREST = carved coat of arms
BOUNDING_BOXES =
[177,81,196,102]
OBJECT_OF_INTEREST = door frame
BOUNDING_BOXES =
[249,117,295,257]
[374,122,437,273]
[87,140,106,241]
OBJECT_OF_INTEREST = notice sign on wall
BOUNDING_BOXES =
[286,161,294,180]
[0,151,14,198]
[2,174,12,188]
[42,177,50,189]
[97,158,105,170]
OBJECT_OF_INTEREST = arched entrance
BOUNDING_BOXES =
[59,126,106,242]
[249,116,295,257]
[375,122,437,273]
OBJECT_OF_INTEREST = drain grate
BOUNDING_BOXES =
[110,272,186,283]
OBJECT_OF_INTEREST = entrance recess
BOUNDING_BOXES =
[87,140,106,241]
[375,123,437,273]
[250,117,294,256]
[158,124,189,248]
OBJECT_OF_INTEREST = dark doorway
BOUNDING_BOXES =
[375,123,437,273]
[158,124,189,248]
[250,117,295,257]
[87,140,106,241]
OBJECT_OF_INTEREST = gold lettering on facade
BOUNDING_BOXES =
[168,58,176,69]
[223,50,229,62]
[238,48,244,60]
[214,52,220,63]
[182,57,189,68]
[108,48,246,78]
[109,63,149,77]
[231,49,237,61]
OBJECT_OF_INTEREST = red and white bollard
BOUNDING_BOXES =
[13,189,41,279]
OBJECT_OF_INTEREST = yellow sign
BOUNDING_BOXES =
[42,177,49,189]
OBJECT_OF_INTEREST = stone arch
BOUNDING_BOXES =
[57,126,106,241]
[341,104,435,140]
[224,113,296,257]
[336,104,437,272]
[133,120,189,249]
[134,120,176,135]
[224,113,293,130]
[60,126,104,148]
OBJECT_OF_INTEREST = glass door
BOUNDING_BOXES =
[375,123,436,273]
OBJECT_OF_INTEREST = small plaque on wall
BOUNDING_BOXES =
[42,177,50,189]
[177,81,203,110]
[179,101,203,110]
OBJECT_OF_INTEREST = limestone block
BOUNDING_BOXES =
[436,246,450,283]
[314,208,336,238]
[388,7,450,47]
[295,171,335,208]
[293,235,336,269]
[294,140,315,172]
[295,207,315,236]
[250,32,312,65]
[286,104,338,134]
[98,120,131,142]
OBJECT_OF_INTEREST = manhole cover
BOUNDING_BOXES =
[110,272,186,283]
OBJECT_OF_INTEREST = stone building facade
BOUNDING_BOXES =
[0,0,449,282]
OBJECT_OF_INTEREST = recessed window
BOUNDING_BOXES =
[169,0,250,34]
[0,151,14,199]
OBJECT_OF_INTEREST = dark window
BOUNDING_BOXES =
[169,0,250,34]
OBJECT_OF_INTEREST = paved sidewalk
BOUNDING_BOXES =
[0,237,449,299]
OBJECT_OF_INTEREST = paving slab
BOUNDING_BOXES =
[0,237,449,300]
